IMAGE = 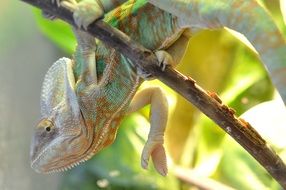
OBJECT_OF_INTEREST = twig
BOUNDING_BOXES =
[174,167,235,190]
[20,0,286,188]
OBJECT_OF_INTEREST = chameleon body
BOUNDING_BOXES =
[30,0,286,175]
[31,0,178,175]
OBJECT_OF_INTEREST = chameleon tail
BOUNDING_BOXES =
[216,0,286,103]
[149,0,286,104]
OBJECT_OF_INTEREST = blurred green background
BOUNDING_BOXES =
[1,0,286,189]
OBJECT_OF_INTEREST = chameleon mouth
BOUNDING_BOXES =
[31,138,62,173]
[31,121,95,174]
[31,122,110,174]
[44,157,86,174]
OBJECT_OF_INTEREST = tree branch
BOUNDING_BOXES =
[20,0,286,188]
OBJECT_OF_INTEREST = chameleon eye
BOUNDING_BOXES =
[45,126,51,132]
[37,119,54,132]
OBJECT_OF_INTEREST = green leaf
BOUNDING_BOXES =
[182,115,225,176]
[181,30,274,176]
[215,136,281,190]
[221,45,270,105]
[33,9,76,54]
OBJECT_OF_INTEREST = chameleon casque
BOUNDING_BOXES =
[30,0,286,176]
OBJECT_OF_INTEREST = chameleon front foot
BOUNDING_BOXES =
[127,87,169,176]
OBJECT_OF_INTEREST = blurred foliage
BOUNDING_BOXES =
[34,0,286,189]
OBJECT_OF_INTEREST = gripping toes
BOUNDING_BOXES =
[51,0,60,7]
[72,0,104,29]
[45,0,75,19]
[51,0,65,7]
[42,11,57,20]
[136,67,155,80]
[51,0,77,7]
[137,50,174,80]
[55,0,104,29]
[141,138,168,176]
[155,50,175,71]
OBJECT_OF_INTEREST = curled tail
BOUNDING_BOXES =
[149,0,286,103]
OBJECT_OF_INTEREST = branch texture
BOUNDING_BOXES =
[20,0,286,188]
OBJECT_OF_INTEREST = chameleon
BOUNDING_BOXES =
[30,0,286,176]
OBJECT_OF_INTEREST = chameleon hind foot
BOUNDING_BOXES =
[137,50,175,80]
[127,87,168,176]
[155,50,175,71]
[60,0,104,29]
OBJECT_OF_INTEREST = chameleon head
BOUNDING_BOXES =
[30,58,94,173]
[30,113,91,173]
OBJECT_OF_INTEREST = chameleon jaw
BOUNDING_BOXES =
[58,123,115,174]
[30,123,110,174]
[30,121,95,174]
[46,124,111,173]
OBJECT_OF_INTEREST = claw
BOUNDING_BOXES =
[42,11,57,20]
[75,15,83,29]
[56,0,61,7]
[137,50,174,80]
[141,145,151,170]
[136,67,155,80]
[83,22,89,30]
[51,0,60,7]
